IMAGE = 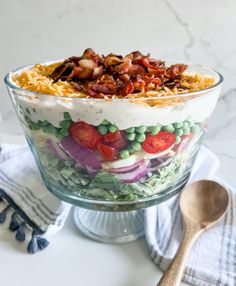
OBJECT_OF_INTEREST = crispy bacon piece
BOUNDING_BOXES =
[119,74,130,83]
[82,48,96,58]
[78,59,96,70]
[69,66,93,79]
[129,64,145,76]
[125,81,134,94]
[93,66,104,79]
[141,57,156,69]
[49,49,188,98]
[147,67,165,79]
[116,79,126,91]
[104,54,123,66]
[50,62,75,82]
[133,76,146,93]
[82,48,102,65]
[131,51,145,61]
[117,80,134,96]
[149,58,165,67]
[151,78,161,86]
[142,74,155,84]
[115,59,132,74]
[165,64,188,79]
[70,81,83,91]
[88,83,117,94]
[87,75,117,94]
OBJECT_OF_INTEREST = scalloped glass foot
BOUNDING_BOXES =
[73,208,145,243]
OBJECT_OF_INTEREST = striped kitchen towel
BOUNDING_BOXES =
[145,146,236,286]
[0,144,71,253]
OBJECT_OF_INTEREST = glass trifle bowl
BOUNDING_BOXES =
[4,51,223,243]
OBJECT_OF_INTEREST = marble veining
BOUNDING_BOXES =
[162,0,194,60]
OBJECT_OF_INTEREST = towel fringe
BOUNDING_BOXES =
[0,190,49,254]
[37,236,50,251]
[9,212,21,231]
[27,231,38,254]
[16,222,26,242]
[0,205,11,224]
[27,230,49,254]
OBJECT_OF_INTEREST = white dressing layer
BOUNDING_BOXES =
[14,87,220,129]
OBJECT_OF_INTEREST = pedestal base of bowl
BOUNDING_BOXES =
[73,208,145,243]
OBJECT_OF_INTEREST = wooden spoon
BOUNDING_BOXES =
[157,180,229,286]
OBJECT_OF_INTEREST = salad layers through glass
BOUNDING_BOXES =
[5,49,223,208]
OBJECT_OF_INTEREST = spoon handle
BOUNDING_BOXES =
[157,223,202,286]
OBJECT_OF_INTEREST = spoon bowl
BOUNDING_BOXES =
[157,180,229,286]
[180,180,229,228]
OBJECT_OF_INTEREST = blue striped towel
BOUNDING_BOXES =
[145,146,236,286]
[0,144,71,253]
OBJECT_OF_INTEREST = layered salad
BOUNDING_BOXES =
[9,49,219,201]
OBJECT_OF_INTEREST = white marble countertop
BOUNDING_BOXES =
[1,0,236,285]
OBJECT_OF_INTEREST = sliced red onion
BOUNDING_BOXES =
[117,163,148,183]
[149,156,171,168]
[109,160,145,174]
[59,136,101,172]
[149,157,173,171]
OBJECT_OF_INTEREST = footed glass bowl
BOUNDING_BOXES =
[5,63,223,243]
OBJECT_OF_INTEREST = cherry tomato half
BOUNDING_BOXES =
[69,121,101,150]
[142,131,176,154]
[98,143,119,161]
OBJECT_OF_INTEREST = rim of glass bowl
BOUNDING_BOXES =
[4,60,224,102]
